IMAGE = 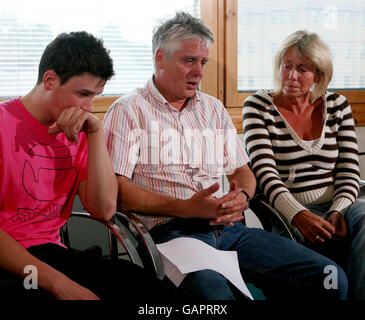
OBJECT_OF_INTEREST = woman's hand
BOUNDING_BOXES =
[292,210,335,244]
[325,211,348,241]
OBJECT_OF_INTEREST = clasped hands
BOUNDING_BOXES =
[48,106,101,142]
[187,180,248,226]
[292,209,348,245]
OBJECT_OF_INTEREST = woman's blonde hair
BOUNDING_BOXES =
[272,30,333,103]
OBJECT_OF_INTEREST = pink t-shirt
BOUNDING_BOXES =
[0,98,88,248]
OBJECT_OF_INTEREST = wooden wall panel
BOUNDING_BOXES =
[200,0,225,102]
[91,96,119,113]
[2,93,365,131]
[227,107,243,133]
[91,96,119,120]
[352,103,365,127]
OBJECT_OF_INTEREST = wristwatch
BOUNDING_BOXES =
[241,190,251,207]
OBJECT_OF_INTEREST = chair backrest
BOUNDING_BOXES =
[114,211,165,280]
[249,192,299,242]
[61,212,144,268]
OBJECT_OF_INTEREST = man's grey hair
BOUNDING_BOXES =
[152,11,214,65]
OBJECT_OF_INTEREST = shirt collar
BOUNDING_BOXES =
[147,76,201,111]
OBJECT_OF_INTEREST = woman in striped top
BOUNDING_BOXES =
[243,30,365,300]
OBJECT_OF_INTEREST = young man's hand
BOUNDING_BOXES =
[48,106,101,143]
[49,274,100,300]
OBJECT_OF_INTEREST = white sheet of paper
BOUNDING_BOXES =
[156,237,253,300]
[159,253,187,287]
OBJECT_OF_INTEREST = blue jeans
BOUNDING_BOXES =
[150,218,348,300]
[299,199,365,300]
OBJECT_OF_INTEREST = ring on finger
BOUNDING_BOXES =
[315,235,321,241]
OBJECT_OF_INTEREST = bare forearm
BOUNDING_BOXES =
[227,165,256,199]
[0,229,68,294]
[83,128,118,220]
[117,176,187,217]
[0,229,99,299]
[117,176,237,222]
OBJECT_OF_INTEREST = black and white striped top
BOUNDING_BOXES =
[243,90,360,223]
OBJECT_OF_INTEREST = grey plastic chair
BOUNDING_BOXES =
[114,211,165,280]
[61,210,165,280]
[248,193,300,242]
[61,211,144,268]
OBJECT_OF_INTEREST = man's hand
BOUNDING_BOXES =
[186,181,246,226]
[48,106,101,143]
[187,182,224,218]
[209,180,247,226]
[292,210,335,244]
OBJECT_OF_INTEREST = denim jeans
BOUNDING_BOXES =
[296,199,365,300]
[150,218,348,300]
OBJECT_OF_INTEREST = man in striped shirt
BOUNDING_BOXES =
[104,13,347,300]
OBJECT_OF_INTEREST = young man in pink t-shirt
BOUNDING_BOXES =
[0,32,178,301]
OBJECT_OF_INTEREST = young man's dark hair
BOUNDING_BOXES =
[37,31,114,85]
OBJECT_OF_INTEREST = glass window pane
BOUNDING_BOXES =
[0,0,200,98]
[237,0,365,91]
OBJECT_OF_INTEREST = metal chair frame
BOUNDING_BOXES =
[61,211,165,279]
[61,211,143,268]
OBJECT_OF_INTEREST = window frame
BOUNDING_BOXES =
[3,0,365,132]
[75,0,223,122]
[221,0,365,132]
